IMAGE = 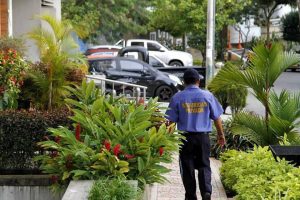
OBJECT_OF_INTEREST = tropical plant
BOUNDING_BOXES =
[35,80,181,191]
[208,62,248,114]
[88,177,139,200]
[209,42,300,145]
[220,146,300,199]
[210,120,254,158]
[0,49,28,110]
[27,14,87,110]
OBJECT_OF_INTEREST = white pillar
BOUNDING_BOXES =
[8,0,13,36]
[205,0,215,84]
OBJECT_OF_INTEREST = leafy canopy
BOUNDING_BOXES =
[62,0,153,42]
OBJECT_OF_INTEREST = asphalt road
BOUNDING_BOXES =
[245,71,300,116]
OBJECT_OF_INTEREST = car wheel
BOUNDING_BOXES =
[169,60,183,66]
[155,85,174,102]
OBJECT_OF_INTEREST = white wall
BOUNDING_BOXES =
[12,0,61,62]
[12,0,41,61]
[229,18,261,44]
[272,5,292,19]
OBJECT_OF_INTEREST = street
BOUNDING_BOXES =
[245,72,300,115]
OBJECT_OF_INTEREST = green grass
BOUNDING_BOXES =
[88,177,138,200]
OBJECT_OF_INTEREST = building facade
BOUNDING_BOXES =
[0,0,61,61]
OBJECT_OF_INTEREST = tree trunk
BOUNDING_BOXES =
[48,81,52,110]
[266,18,271,45]
[182,33,186,51]
[219,26,227,60]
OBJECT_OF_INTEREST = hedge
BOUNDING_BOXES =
[220,146,300,199]
[0,109,72,174]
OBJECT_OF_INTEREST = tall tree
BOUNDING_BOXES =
[62,0,153,43]
[253,0,295,43]
[150,0,251,58]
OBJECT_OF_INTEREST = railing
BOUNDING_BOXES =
[86,75,147,102]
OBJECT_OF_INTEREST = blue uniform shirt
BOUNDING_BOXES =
[166,85,223,132]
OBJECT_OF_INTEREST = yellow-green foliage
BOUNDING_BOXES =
[220,146,300,200]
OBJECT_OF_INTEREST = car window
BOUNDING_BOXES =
[89,59,116,72]
[147,42,161,51]
[149,56,163,67]
[120,60,143,71]
[131,42,144,47]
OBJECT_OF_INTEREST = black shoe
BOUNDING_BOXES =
[203,192,211,200]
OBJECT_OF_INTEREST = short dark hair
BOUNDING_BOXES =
[184,77,198,85]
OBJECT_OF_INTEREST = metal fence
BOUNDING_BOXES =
[86,75,147,102]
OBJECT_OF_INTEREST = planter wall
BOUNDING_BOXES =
[0,175,64,200]
[270,145,300,167]
[62,180,157,200]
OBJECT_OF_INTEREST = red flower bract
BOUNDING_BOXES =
[50,175,58,184]
[104,139,111,151]
[113,144,121,156]
[159,147,164,156]
[54,136,61,144]
[75,123,81,141]
[50,151,58,158]
[124,154,135,160]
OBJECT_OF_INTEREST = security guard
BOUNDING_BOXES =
[166,69,225,200]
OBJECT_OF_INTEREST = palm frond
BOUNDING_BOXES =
[231,112,267,145]
[270,90,300,126]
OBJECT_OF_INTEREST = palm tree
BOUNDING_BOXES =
[209,42,300,145]
[27,15,86,110]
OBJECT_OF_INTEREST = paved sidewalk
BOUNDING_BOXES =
[156,155,228,200]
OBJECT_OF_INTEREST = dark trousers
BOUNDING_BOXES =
[179,133,212,200]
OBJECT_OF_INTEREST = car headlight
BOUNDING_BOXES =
[168,74,182,86]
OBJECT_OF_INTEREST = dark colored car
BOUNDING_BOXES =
[88,57,183,101]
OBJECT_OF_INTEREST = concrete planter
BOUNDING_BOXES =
[62,180,158,200]
[270,145,300,167]
[0,175,64,200]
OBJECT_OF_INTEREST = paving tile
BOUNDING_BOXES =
[156,155,228,199]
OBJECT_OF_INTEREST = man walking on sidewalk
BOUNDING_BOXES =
[166,69,225,200]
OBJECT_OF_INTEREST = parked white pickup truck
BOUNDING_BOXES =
[115,39,193,66]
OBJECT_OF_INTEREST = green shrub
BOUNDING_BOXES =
[220,146,300,199]
[193,59,202,66]
[0,36,26,55]
[0,109,71,172]
[88,177,138,200]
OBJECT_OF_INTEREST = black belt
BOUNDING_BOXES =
[184,131,210,135]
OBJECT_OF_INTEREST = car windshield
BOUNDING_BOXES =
[162,43,171,51]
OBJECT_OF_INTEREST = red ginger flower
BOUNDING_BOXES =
[104,139,111,151]
[159,147,164,156]
[54,136,61,144]
[75,123,81,141]
[113,144,121,156]
[138,97,145,105]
